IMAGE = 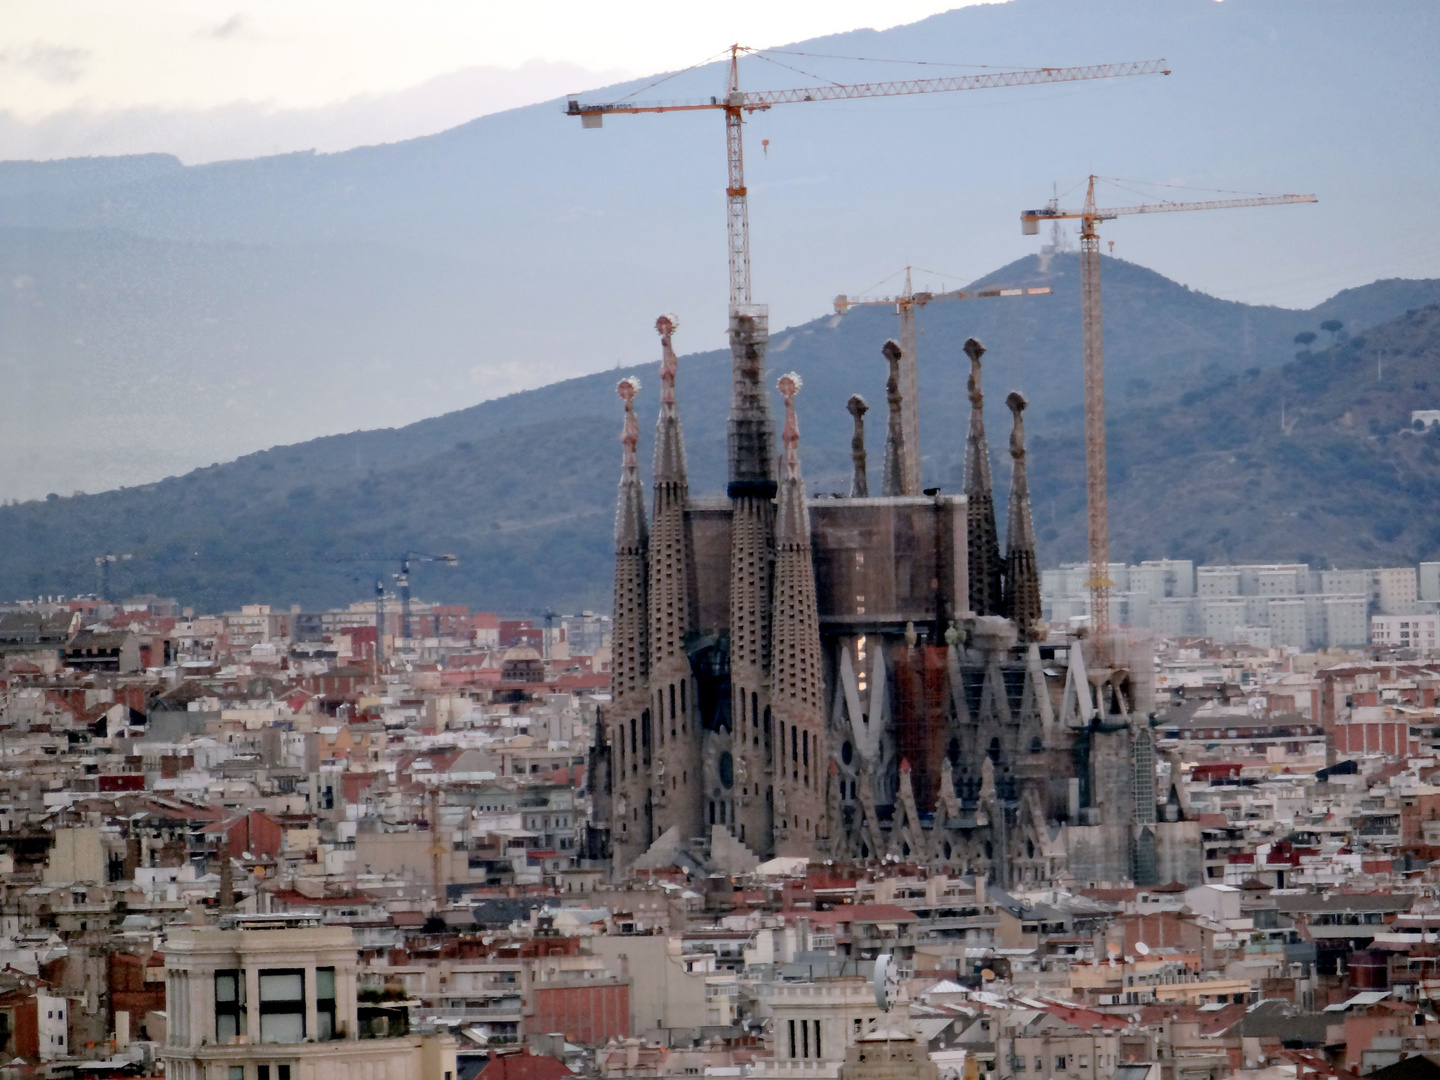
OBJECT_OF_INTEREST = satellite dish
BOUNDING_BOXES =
[981,968,996,981]
[1106,941,1121,957]
[874,952,900,1011]
[1135,941,1151,956]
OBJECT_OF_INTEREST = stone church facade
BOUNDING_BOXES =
[592,307,1199,888]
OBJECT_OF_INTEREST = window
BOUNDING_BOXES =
[1017,1059,1026,1072]
[814,1020,822,1059]
[317,967,337,1040]
[259,970,305,1043]
[1056,1057,1067,1072]
[802,1018,810,1058]
[278,1067,291,1080]
[789,1019,797,1059]
[215,970,246,1041]
[855,1018,863,1035]
[258,1067,270,1080]
[230,1068,245,1080]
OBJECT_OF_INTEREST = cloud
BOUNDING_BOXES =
[0,44,91,85]
[208,14,248,40]
[0,58,632,164]
[201,13,270,41]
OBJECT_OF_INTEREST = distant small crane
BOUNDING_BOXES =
[393,553,459,646]
[833,268,1053,494]
[338,550,457,672]
[542,608,559,660]
[94,553,133,602]
[1021,175,1317,654]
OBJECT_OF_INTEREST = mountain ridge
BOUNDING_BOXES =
[0,0,1435,498]
[3,258,1437,614]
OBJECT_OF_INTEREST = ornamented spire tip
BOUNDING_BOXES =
[617,376,641,465]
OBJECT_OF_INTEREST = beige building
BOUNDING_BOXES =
[839,1025,938,1080]
[162,915,455,1080]
[755,978,901,1080]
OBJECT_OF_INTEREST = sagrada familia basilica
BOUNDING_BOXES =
[592,306,1201,888]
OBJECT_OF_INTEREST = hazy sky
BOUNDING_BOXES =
[0,1,979,161]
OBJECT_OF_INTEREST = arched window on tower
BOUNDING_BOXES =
[988,737,1001,764]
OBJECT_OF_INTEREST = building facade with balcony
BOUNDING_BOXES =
[162,915,455,1080]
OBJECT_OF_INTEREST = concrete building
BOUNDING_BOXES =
[162,914,455,1080]
[1043,562,1433,649]
[1371,614,1440,652]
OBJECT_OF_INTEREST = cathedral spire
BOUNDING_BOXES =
[616,376,647,549]
[648,315,700,841]
[771,372,825,856]
[963,337,1002,616]
[1003,390,1043,641]
[881,339,907,497]
[726,307,775,852]
[847,394,869,498]
[610,375,650,859]
[653,314,688,486]
[776,373,808,542]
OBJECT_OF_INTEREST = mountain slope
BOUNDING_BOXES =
[1030,304,1440,567]
[0,0,1435,498]
[1,261,1436,614]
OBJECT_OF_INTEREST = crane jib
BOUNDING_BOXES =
[565,59,1169,117]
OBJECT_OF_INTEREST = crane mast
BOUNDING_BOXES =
[1022,176,1317,658]
[1078,177,1111,647]
[724,47,751,307]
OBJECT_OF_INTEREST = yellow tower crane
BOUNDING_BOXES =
[1021,176,1317,656]
[833,268,1053,494]
[569,50,1169,312]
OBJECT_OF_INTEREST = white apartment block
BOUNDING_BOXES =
[1042,561,1413,648]
[1371,614,1440,652]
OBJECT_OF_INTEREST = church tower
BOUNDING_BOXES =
[1003,390,1043,641]
[963,337,1003,616]
[724,306,775,853]
[769,374,827,855]
[647,316,702,842]
[610,375,651,865]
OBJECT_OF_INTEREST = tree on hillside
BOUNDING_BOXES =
[1320,319,1345,343]
[1294,331,1317,346]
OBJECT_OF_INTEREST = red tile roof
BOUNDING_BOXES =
[476,1053,573,1080]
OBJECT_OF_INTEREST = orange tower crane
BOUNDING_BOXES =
[568,50,1169,311]
[1021,176,1317,655]
[834,268,1053,494]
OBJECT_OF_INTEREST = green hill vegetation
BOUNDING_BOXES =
[2,258,1437,615]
